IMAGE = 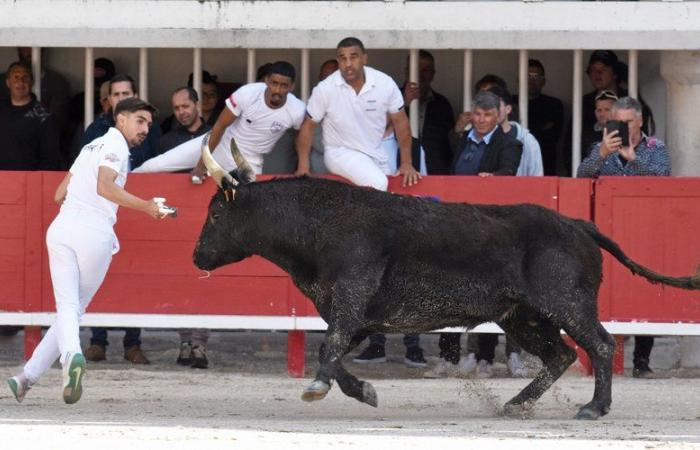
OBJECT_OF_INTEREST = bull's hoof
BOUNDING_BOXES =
[575,402,608,420]
[503,401,534,418]
[301,380,331,403]
[361,381,378,407]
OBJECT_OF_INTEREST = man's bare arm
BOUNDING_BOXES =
[97,166,161,219]
[294,116,318,176]
[54,172,72,205]
[389,110,421,187]
[191,107,238,181]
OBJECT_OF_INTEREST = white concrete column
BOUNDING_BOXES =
[192,48,202,106]
[409,48,419,138]
[463,49,473,112]
[518,49,528,129]
[31,47,41,101]
[571,49,583,177]
[247,49,256,84]
[660,50,700,176]
[301,48,310,102]
[628,50,639,99]
[139,48,148,101]
[84,47,94,129]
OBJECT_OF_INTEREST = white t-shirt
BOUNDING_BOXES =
[62,127,130,225]
[218,82,306,173]
[306,66,404,161]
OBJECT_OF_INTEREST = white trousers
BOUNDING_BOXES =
[132,134,262,174]
[23,210,115,383]
[324,146,391,192]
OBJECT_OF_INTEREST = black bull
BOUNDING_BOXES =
[193,175,700,420]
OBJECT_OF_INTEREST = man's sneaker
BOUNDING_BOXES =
[352,343,386,364]
[457,353,478,377]
[177,341,193,366]
[190,344,208,369]
[124,345,150,364]
[507,352,529,378]
[7,375,31,403]
[62,352,86,404]
[476,359,493,379]
[423,359,457,378]
[404,346,427,368]
[633,361,654,379]
[84,344,106,362]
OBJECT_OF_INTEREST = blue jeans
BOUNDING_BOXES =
[90,327,141,348]
[368,333,420,349]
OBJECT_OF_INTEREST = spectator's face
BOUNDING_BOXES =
[588,62,616,92]
[497,99,512,125]
[116,110,153,148]
[201,82,219,115]
[471,106,499,137]
[336,45,367,85]
[265,73,294,108]
[319,62,338,82]
[612,108,643,148]
[5,66,32,101]
[528,66,545,97]
[594,99,614,126]
[172,90,198,128]
[109,81,135,110]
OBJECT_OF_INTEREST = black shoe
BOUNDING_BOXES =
[404,346,427,368]
[633,363,654,378]
[190,345,208,369]
[177,342,193,366]
[353,343,386,364]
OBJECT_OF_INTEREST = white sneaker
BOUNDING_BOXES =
[476,359,493,379]
[7,375,31,403]
[423,359,457,379]
[456,353,477,377]
[507,352,529,378]
[62,352,86,404]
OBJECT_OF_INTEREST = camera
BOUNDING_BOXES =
[605,120,630,148]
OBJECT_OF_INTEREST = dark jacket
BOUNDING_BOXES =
[0,98,60,170]
[404,89,455,175]
[449,125,523,175]
[81,111,161,170]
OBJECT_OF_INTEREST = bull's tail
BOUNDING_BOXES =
[578,220,700,290]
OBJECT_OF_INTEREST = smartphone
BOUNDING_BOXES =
[605,120,630,147]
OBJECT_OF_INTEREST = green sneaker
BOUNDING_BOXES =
[7,376,30,403]
[62,353,86,404]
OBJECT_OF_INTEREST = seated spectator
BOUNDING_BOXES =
[424,90,522,379]
[159,87,211,155]
[401,50,455,175]
[0,61,60,170]
[581,90,617,159]
[513,59,564,176]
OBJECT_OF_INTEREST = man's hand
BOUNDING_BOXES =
[189,165,207,184]
[617,144,637,162]
[145,199,164,219]
[397,162,421,187]
[600,128,622,158]
[403,82,419,105]
[454,112,472,134]
[294,160,311,177]
[478,172,493,178]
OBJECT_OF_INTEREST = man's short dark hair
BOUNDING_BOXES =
[529,59,545,77]
[256,62,273,82]
[474,74,508,94]
[268,61,296,83]
[187,70,218,88]
[487,85,513,107]
[337,37,365,53]
[114,97,158,119]
[419,49,435,64]
[109,74,138,95]
[173,86,198,103]
[471,91,500,112]
[5,61,32,80]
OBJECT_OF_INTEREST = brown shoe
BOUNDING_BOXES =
[124,345,150,364]
[84,344,106,362]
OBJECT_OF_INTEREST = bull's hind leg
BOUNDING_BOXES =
[499,316,577,416]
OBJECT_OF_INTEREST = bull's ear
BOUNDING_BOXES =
[221,178,237,202]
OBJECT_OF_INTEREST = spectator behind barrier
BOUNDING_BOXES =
[581,90,618,159]
[158,87,211,155]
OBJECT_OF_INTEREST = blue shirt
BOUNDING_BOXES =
[454,126,498,175]
[577,134,671,178]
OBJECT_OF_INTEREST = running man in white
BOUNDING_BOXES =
[7,98,166,405]
[133,61,306,178]
[295,37,420,190]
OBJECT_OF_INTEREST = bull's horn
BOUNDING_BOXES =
[230,138,256,182]
[201,132,236,188]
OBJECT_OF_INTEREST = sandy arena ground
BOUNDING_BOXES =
[1,329,699,449]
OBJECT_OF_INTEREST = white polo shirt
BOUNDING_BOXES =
[306,66,404,161]
[62,127,130,225]
[218,82,306,173]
